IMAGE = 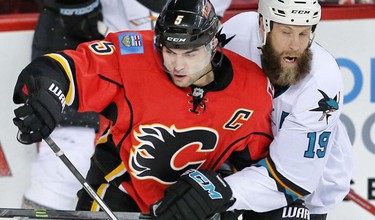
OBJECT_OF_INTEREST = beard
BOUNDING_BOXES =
[261,35,312,88]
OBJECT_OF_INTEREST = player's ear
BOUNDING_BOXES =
[259,16,266,32]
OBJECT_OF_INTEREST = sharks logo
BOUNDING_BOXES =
[310,89,339,124]
[129,124,218,184]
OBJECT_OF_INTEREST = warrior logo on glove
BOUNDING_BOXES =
[13,72,68,145]
[48,83,66,110]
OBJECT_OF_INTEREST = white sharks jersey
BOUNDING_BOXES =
[101,0,231,32]
[101,0,159,32]
[221,12,354,214]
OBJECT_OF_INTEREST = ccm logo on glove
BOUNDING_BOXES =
[151,169,235,220]
[186,169,224,199]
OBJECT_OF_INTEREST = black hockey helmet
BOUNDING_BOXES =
[154,0,219,50]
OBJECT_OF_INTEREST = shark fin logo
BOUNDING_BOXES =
[129,124,218,184]
[310,89,339,124]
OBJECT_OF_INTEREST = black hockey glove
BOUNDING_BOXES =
[13,75,66,144]
[242,199,310,220]
[151,169,236,220]
[220,211,242,220]
[59,0,104,41]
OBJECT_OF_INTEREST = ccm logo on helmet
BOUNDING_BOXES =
[291,10,310,14]
[166,37,186,43]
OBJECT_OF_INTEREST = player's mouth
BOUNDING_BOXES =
[283,56,297,64]
[172,73,187,81]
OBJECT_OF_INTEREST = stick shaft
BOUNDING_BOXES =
[346,189,375,216]
[0,208,147,219]
[44,136,119,220]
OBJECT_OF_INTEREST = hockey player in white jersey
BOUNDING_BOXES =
[220,0,354,219]
[100,0,231,33]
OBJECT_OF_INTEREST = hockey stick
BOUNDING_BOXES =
[0,208,223,220]
[346,188,375,216]
[43,136,119,220]
[0,208,148,219]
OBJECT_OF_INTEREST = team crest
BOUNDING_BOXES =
[118,33,144,55]
[129,124,218,184]
[310,89,339,124]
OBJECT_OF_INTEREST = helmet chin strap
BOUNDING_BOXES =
[194,64,214,85]
[212,45,223,68]
[259,29,267,47]
[257,24,267,55]
[257,15,269,50]
[308,31,315,48]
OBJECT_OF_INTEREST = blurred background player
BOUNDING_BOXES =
[100,0,231,33]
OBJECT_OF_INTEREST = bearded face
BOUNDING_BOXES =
[261,32,313,88]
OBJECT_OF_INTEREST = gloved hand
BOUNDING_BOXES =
[265,199,310,220]
[220,211,242,220]
[242,199,310,220]
[151,169,236,220]
[13,75,66,144]
[59,0,104,41]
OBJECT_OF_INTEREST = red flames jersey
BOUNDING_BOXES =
[47,30,273,212]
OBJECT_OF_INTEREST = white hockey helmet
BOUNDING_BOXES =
[258,0,321,33]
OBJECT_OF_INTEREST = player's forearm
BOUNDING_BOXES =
[224,166,289,212]
[19,56,70,92]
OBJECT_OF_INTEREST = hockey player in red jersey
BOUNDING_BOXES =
[13,0,273,219]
